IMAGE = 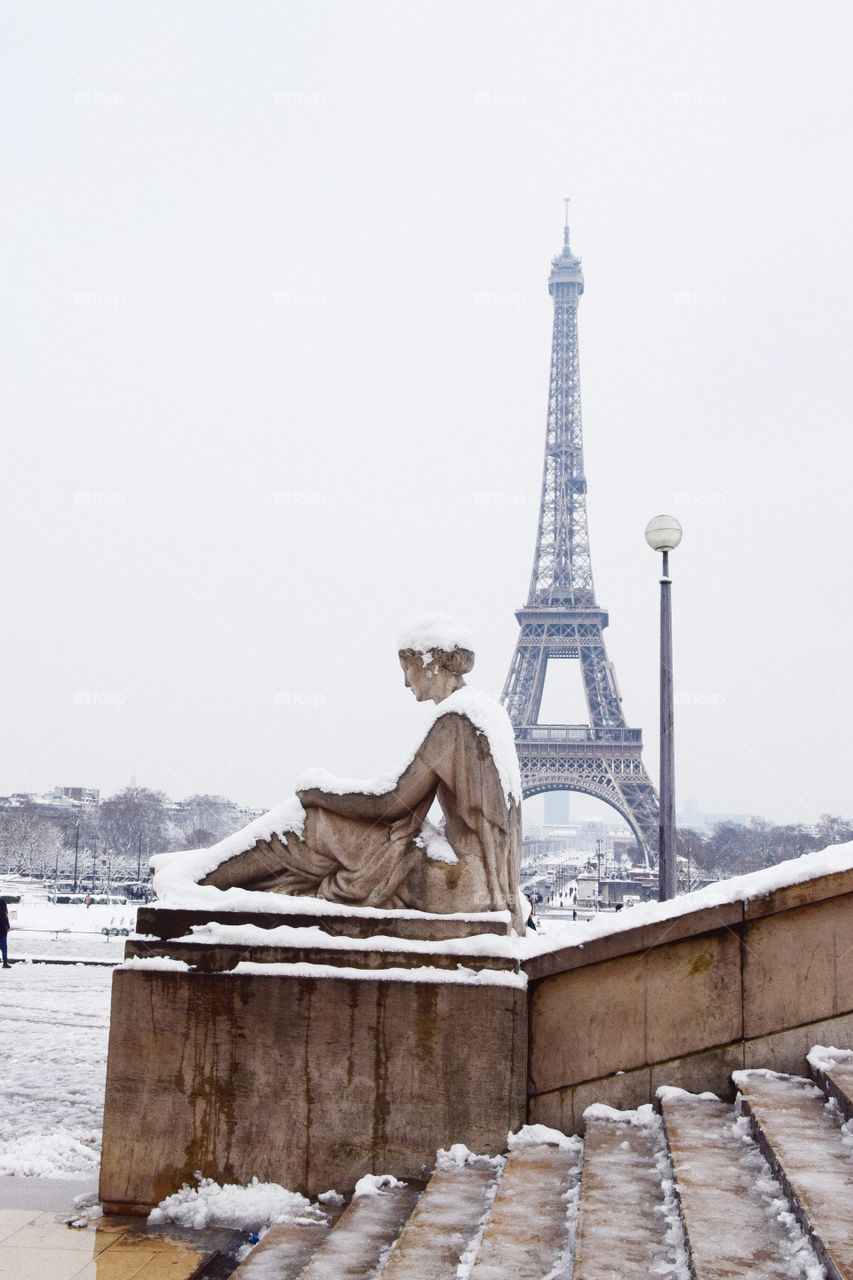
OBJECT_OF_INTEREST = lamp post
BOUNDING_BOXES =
[645,514,683,901]
[72,822,80,893]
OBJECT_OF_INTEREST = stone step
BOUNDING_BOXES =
[659,1087,819,1279]
[735,1068,853,1280]
[807,1045,853,1125]
[229,1200,344,1279]
[468,1137,582,1279]
[293,1180,420,1280]
[572,1106,680,1280]
[377,1158,498,1278]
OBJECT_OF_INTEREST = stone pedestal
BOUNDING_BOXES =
[99,904,527,1212]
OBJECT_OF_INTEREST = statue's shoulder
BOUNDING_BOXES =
[430,686,522,806]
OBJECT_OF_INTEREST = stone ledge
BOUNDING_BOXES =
[124,936,521,974]
[137,904,511,942]
[523,901,744,983]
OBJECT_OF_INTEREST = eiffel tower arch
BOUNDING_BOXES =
[501,215,659,865]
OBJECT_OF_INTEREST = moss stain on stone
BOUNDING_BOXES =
[414,984,439,1068]
[370,984,390,1169]
[690,952,713,977]
[180,976,240,1182]
[299,979,316,1188]
[346,983,359,1088]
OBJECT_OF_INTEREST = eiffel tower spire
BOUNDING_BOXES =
[527,207,593,608]
[501,213,659,864]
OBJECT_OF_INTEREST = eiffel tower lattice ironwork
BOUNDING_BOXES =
[501,213,659,864]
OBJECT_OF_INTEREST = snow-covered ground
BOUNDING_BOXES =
[2,900,132,962]
[0,961,111,1177]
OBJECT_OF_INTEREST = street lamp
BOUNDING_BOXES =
[645,514,683,901]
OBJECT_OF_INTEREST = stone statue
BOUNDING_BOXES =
[165,617,523,932]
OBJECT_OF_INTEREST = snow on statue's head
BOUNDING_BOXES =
[398,614,475,700]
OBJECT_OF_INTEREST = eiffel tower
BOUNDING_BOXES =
[501,211,659,864]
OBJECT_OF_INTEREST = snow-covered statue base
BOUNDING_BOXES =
[152,616,524,934]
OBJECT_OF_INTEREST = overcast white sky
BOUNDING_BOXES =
[1,0,851,826]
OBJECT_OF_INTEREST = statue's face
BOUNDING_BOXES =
[400,653,436,702]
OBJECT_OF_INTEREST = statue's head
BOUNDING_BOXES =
[397,614,475,704]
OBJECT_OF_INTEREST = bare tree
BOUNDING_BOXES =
[97,786,169,877]
[0,805,63,877]
[174,794,240,849]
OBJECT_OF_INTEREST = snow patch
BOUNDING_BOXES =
[120,956,190,972]
[0,1128,101,1179]
[733,1069,823,1096]
[583,1102,658,1128]
[415,819,458,865]
[397,613,475,655]
[148,1174,325,1232]
[353,1173,406,1198]
[807,1044,853,1073]
[656,1085,720,1103]
[435,1144,503,1171]
[181,920,517,959]
[507,1123,582,1151]
[230,960,527,988]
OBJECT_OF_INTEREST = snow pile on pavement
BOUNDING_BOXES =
[149,1175,328,1231]
[0,1129,101,1179]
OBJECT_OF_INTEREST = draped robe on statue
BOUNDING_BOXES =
[200,708,523,933]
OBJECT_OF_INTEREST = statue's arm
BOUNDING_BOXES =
[297,752,438,822]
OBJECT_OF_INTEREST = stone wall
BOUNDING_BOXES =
[526,866,853,1132]
[99,931,526,1211]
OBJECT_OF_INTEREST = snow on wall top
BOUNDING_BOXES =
[397,612,475,654]
[522,838,853,961]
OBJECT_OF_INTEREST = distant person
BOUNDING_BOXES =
[84,893,93,908]
[572,907,577,922]
[0,899,10,968]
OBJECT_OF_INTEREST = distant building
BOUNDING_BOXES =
[543,791,571,827]
[679,797,758,830]
[56,787,100,805]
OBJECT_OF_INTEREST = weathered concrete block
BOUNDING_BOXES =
[100,965,526,1212]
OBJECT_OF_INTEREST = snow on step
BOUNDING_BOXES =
[572,1104,685,1280]
[808,1045,853,1125]
[378,1152,500,1279]
[231,1217,333,1279]
[467,1128,582,1280]
[295,1176,420,1280]
[658,1086,822,1279]
[735,1068,853,1280]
